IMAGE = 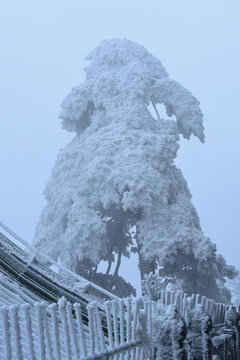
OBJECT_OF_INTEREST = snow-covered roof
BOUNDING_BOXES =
[0,222,117,308]
[0,272,42,306]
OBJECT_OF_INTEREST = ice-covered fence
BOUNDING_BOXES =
[146,289,240,325]
[1,295,240,360]
[0,297,157,360]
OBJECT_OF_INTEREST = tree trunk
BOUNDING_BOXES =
[134,226,156,283]
[136,243,156,280]
[138,253,156,279]
[106,261,112,275]
[114,250,122,277]
[151,99,160,120]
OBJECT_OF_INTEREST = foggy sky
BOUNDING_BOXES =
[0,1,239,288]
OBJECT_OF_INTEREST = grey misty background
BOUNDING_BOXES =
[0,1,239,293]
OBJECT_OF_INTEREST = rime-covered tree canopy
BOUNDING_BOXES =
[34,39,234,300]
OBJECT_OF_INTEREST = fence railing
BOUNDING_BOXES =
[0,297,153,360]
[150,289,240,325]
[1,294,239,360]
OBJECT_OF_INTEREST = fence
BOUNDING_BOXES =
[0,297,154,360]
[1,293,239,360]
[150,289,240,325]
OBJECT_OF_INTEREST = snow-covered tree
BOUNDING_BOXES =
[225,269,240,305]
[34,39,235,300]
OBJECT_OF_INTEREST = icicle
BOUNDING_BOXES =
[218,303,222,324]
[9,305,23,359]
[182,293,188,320]
[58,297,72,360]
[41,303,54,360]
[136,346,141,360]
[156,299,161,315]
[94,303,106,353]
[223,337,228,360]
[174,292,180,312]
[209,300,216,322]
[73,303,87,359]
[126,298,132,344]
[215,301,219,322]
[179,291,184,316]
[105,301,114,349]
[183,293,187,305]
[214,304,219,323]
[91,303,101,354]
[195,294,200,307]
[148,301,153,339]
[201,296,207,313]
[112,300,119,347]
[164,291,168,305]
[184,297,190,326]
[214,303,218,324]
[221,304,225,323]
[209,300,214,319]
[118,300,125,360]
[132,299,140,340]
[170,291,175,305]
[49,303,61,360]
[66,301,80,359]
[22,304,35,360]
[35,302,45,360]
[223,304,226,323]
[190,294,196,309]
[159,291,162,304]
[131,346,136,359]
[1,307,11,360]
[162,290,166,305]
[152,300,157,315]
[205,296,211,315]
[87,302,95,356]
[124,299,130,359]
[219,304,222,323]
[119,299,125,346]
[143,301,149,335]
[165,291,170,306]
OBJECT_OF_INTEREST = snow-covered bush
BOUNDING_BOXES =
[150,305,187,360]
